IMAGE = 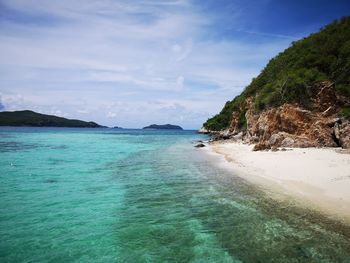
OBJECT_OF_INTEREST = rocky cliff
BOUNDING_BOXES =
[223,81,350,150]
[202,81,350,150]
[201,18,350,150]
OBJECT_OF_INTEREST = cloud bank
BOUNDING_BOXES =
[0,0,316,128]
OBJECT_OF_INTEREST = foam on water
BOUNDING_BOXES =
[0,127,349,262]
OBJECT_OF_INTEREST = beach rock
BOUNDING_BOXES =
[221,129,232,139]
[210,130,231,140]
[253,142,271,151]
[334,122,341,141]
[338,120,350,149]
[232,132,243,141]
[271,146,279,152]
[269,132,286,146]
[281,137,295,147]
[197,127,210,134]
[194,143,206,148]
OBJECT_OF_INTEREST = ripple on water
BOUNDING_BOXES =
[0,128,349,262]
[0,141,38,152]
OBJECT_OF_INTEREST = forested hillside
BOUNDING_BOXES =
[204,17,350,131]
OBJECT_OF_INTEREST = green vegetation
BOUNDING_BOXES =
[0,110,104,127]
[204,95,245,131]
[340,106,350,118]
[204,17,350,131]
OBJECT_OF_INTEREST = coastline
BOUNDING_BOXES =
[203,141,350,224]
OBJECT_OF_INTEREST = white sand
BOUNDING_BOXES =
[206,141,350,223]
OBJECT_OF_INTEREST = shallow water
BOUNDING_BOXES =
[0,127,349,262]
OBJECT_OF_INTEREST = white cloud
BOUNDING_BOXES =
[175,39,193,62]
[0,0,292,128]
[77,109,89,114]
[176,75,185,90]
[0,96,5,111]
[172,44,182,53]
[106,111,117,118]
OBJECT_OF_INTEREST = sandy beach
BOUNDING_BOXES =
[206,141,350,223]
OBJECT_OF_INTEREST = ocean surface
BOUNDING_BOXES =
[0,127,349,263]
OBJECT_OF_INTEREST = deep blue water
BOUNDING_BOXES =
[0,127,349,262]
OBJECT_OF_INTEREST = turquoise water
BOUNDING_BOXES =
[0,127,349,263]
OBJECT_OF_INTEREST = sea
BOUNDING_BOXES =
[0,127,349,262]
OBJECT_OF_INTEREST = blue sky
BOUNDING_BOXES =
[0,0,349,128]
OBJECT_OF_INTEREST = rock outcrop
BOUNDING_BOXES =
[197,127,210,134]
[245,103,340,149]
[335,120,350,149]
[201,81,350,150]
[229,112,241,134]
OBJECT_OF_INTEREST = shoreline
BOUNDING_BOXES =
[203,141,350,224]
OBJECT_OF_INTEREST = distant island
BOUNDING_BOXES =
[0,110,105,128]
[142,124,183,130]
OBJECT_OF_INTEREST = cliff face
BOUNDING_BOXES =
[201,18,350,150]
[203,81,350,150]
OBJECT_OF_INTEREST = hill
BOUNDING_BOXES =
[202,17,350,149]
[0,110,104,128]
[143,124,183,130]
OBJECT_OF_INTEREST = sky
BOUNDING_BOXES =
[0,0,349,129]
